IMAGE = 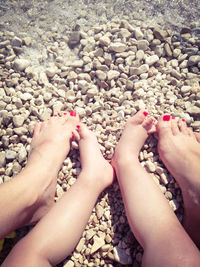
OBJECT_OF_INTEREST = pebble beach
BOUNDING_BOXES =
[0,0,200,266]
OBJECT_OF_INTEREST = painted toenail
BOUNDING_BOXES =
[143,111,148,116]
[63,113,67,115]
[172,117,175,119]
[54,114,58,117]
[163,115,170,121]
[76,125,80,129]
[70,111,76,117]
[182,119,185,122]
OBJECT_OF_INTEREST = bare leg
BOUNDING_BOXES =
[157,115,200,246]
[2,124,114,267]
[0,112,79,239]
[112,110,200,267]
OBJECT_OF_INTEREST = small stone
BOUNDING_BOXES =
[76,238,85,253]
[96,204,104,219]
[68,31,81,48]
[169,199,179,211]
[136,50,144,61]
[188,55,200,66]
[87,86,98,98]
[170,69,181,80]
[187,106,200,116]
[146,161,156,172]
[11,36,22,47]
[12,161,22,175]
[13,115,25,127]
[23,37,32,46]
[86,229,96,240]
[126,80,134,90]
[71,60,84,68]
[181,86,191,94]
[137,40,149,51]
[191,121,200,129]
[153,28,168,41]
[173,48,181,58]
[134,28,144,40]
[14,59,30,71]
[13,127,28,135]
[107,70,120,80]
[165,43,172,57]
[109,42,127,53]
[56,184,64,199]
[96,70,107,81]
[113,246,133,265]
[17,146,27,163]
[99,36,111,46]
[46,67,58,78]
[145,55,159,66]
[90,236,105,254]
[6,150,17,160]
[0,152,6,167]
[64,260,74,267]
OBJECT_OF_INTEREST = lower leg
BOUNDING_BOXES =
[0,113,79,239]
[112,111,200,267]
[2,124,114,267]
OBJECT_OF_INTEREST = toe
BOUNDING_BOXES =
[157,114,173,137]
[33,122,42,137]
[142,117,157,134]
[171,117,180,135]
[194,132,200,143]
[128,110,148,125]
[179,119,188,135]
[78,123,94,140]
[187,127,196,139]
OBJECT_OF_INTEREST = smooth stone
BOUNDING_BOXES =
[68,31,81,48]
[137,40,149,51]
[153,28,168,40]
[6,150,17,160]
[99,36,111,46]
[96,70,107,81]
[17,146,27,163]
[13,115,25,127]
[134,27,144,40]
[136,50,144,60]
[113,246,133,265]
[170,69,181,80]
[107,70,120,80]
[187,106,200,116]
[165,43,172,57]
[145,55,159,66]
[188,55,200,66]
[13,127,28,135]
[87,86,98,98]
[181,86,191,94]
[0,151,6,167]
[109,42,127,53]
[14,59,30,71]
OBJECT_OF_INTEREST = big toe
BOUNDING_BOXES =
[157,114,173,138]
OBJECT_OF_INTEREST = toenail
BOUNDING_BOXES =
[63,113,67,115]
[76,125,80,129]
[70,111,76,117]
[54,114,58,117]
[163,115,170,121]
[172,117,175,119]
[143,111,148,116]
[182,119,185,122]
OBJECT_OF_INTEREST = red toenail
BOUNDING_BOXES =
[172,117,175,119]
[182,119,185,122]
[54,114,58,117]
[64,113,67,115]
[76,125,80,129]
[70,111,76,117]
[163,115,170,121]
[143,111,148,116]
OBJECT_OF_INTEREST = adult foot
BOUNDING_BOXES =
[74,124,114,193]
[22,112,79,225]
[157,115,200,246]
[112,110,156,168]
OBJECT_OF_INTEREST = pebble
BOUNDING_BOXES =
[14,59,30,71]
[17,146,27,163]
[107,70,120,80]
[113,246,133,265]
[181,86,191,94]
[188,55,200,66]
[64,260,74,267]
[99,36,111,46]
[13,115,25,127]
[145,55,159,66]
[0,152,6,167]
[6,150,17,160]
[90,236,105,254]
[109,42,127,53]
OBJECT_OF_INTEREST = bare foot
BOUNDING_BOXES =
[22,112,79,224]
[74,123,114,192]
[112,110,156,168]
[157,115,200,246]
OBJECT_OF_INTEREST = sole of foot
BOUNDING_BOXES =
[23,112,79,225]
[112,110,156,168]
[157,115,200,246]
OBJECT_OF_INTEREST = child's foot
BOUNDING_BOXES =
[112,110,156,168]
[22,112,79,225]
[74,124,114,192]
[157,115,200,246]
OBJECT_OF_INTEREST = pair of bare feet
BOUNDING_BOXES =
[25,110,200,248]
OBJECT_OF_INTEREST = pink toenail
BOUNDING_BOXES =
[54,114,58,117]
[182,119,185,122]
[163,115,170,121]
[172,117,175,119]
[64,113,67,115]
[76,125,80,129]
[70,111,76,117]
[143,111,148,116]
